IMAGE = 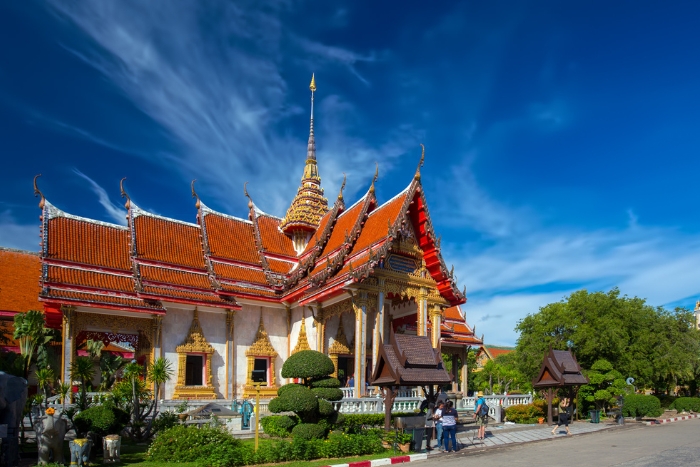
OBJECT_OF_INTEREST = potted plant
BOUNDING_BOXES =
[382,430,413,452]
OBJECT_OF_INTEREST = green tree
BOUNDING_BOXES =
[70,356,96,410]
[99,353,128,391]
[86,339,105,360]
[13,310,54,378]
[147,357,174,413]
[579,359,628,413]
[35,367,55,409]
[514,288,700,392]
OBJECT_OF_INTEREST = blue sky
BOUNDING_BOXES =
[1,0,699,346]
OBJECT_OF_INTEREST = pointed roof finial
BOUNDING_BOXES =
[310,73,316,92]
[369,162,379,194]
[191,179,200,209]
[33,174,45,208]
[338,172,346,201]
[307,73,316,162]
[243,182,254,210]
[414,144,425,181]
[120,177,131,209]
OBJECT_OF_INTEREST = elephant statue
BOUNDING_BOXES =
[69,438,93,467]
[102,435,121,464]
[36,408,68,464]
[0,372,28,467]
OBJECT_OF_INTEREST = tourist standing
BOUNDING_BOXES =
[433,401,445,450]
[441,401,459,452]
[425,402,435,451]
[474,394,488,440]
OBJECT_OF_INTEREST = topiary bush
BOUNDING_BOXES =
[73,405,130,437]
[260,415,299,437]
[281,350,335,380]
[621,394,662,418]
[504,404,544,424]
[670,397,700,413]
[147,425,241,463]
[270,350,341,439]
[291,423,327,440]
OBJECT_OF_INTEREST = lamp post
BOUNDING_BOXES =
[252,382,262,451]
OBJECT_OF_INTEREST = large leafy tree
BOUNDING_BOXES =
[515,288,700,392]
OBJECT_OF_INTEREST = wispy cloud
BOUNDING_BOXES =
[72,169,127,225]
[44,0,395,217]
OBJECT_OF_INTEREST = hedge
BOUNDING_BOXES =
[291,423,327,440]
[260,415,299,437]
[671,397,700,413]
[147,425,241,463]
[504,404,544,424]
[621,394,662,418]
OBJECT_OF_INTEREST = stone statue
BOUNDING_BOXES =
[0,371,28,467]
[36,408,67,464]
[102,435,121,464]
[69,438,93,467]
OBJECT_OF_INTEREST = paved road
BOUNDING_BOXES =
[416,418,700,466]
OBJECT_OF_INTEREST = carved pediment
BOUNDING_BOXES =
[246,313,278,357]
[329,317,352,355]
[176,308,214,354]
[292,317,311,354]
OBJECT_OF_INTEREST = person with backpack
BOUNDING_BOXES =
[474,395,489,440]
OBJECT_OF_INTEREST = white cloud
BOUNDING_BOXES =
[0,211,40,252]
[72,169,127,225]
[44,0,396,217]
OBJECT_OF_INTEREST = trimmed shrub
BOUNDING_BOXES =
[260,415,298,437]
[670,397,700,413]
[310,377,341,388]
[73,405,129,437]
[147,425,241,463]
[621,394,662,417]
[281,350,335,379]
[269,385,318,414]
[291,423,326,440]
[318,398,335,416]
[312,387,344,401]
[278,383,304,397]
[339,412,418,434]
[504,404,544,424]
[657,395,678,409]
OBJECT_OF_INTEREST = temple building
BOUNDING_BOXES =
[1,76,482,400]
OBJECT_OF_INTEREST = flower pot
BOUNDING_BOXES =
[382,441,391,449]
[399,443,410,453]
[538,417,544,424]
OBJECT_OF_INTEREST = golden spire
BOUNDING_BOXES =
[280,74,328,248]
[369,163,379,194]
[414,144,425,181]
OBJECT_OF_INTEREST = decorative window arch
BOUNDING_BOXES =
[173,308,216,400]
[244,313,278,398]
[328,315,353,379]
[291,316,311,355]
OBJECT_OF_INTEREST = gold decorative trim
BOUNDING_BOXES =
[173,308,216,400]
[292,317,311,354]
[244,312,278,398]
[329,317,352,355]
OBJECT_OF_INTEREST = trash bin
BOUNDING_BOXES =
[589,410,600,423]
[409,427,426,452]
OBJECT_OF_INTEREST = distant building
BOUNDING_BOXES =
[476,345,515,370]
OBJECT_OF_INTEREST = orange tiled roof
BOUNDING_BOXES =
[300,208,334,256]
[140,286,232,306]
[47,217,131,270]
[0,248,42,313]
[257,215,296,258]
[219,284,279,298]
[266,258,294,274]
[139,265,211,289]
[46,265,134,293]
[211,262,267,285]
[487,347,514,358]
[203,213,260,264]
[352,193,406,254]
[43,288,163,311]
[134,215,205,269]
[317,199,365,258]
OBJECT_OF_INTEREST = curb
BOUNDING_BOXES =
[319,453,428,467]
[644,413,700,426]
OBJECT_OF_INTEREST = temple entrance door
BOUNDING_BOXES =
[338,356,353,387]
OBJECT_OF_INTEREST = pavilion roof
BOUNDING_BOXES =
[532,348,589,388]
[371,331,451,386]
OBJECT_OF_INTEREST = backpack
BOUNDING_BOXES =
[478,400,489,417]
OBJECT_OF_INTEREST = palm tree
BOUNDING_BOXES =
[35,368,55,409]
[123,361,144,429]
[86,339,105,361]
[147,358,174,413]
[13,310,54,378]
[57,380,71,411]
[70,356,95,410]
[99,353,128,390]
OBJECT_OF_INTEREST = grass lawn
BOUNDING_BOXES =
[118,441,409,467]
